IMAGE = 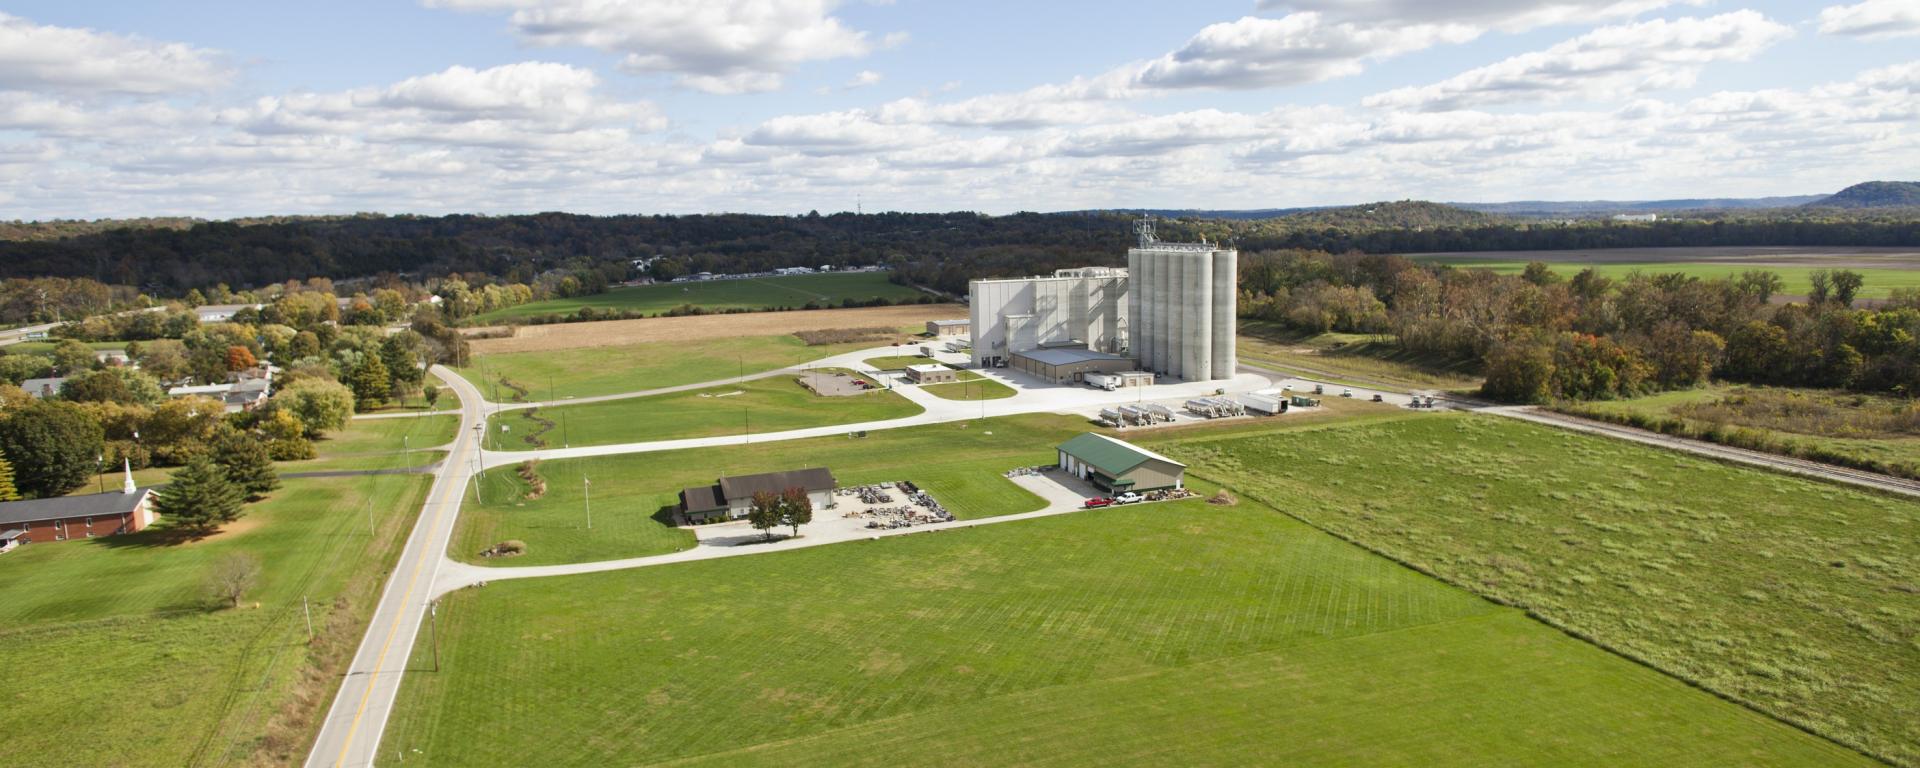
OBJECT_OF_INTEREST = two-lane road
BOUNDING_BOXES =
[303,365,486,768]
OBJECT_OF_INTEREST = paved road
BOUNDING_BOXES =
[303,365,485,768]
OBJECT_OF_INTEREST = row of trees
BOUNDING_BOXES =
[746,488,814,541]
[1237,248,1920,403]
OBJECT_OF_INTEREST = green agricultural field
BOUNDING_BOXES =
[1167,414,1918,766]
[483,375,922,451]
[0,472,434,767]
[1410,256,1920,300]
[919,376,1016,400]
[1238,321,1483,392]
[471,271,926,323]
[458,333,885,401]
[390,500,1865,767]
[5,339,136,355]
[1563,385,1920,476]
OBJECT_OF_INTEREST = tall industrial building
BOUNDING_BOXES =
[968,267,1129,367]
[1127,220,1236,381]
[967,219,1236,381]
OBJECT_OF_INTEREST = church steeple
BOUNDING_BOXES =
[122,458,136,495]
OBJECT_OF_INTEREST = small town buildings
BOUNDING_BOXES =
[1611,213,1658,222]
[1084,371,1155,390]
[1056,433,1186,493]
[925,319,970,337]
[94,349,132,366]
[20,376,67,399]
[1011,346,1136,384]
[0,465,155,545]
[906,364,958,384]
[679,467,837,524]
[193,303,263,323]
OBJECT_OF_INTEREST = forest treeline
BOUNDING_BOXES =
[1237,249,1920,402]
[7,206,1918,301]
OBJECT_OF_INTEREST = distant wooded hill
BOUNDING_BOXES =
[1806,181,1920,209]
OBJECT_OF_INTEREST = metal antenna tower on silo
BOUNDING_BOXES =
[1134,215,1157,247]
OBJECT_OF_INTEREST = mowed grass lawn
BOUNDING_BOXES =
[483,375,922,451]
[390,500,1865,767]
[0,472,434,767]
[471,271,926,323]
[457,333,888,401]
[1409,256,1920,299]
[1167,414,1918,766]
[456,414,1096,566]
[920,376,1017,400]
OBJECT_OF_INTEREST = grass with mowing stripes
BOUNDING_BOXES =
[0,472,434,767]
[482,375,922,451]
[1168,413,1918,766]
[1407,256,1920,300]
[390,500,1865,767]
[456,333,892,401]
[861,354,938,370]
[471,272,926,323]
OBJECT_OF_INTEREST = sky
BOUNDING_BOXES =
[0,0,1916,219]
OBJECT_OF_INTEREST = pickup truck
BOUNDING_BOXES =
[1114,492,1142,504]
[1083,497,1113,508]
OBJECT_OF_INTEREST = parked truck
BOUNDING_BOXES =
[1241,391,1288,415]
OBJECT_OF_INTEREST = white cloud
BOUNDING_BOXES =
[1260,0,1688,31]
[0,12,229,95]
[1365,11,1792,111]
[847,70,883,88]
[1134,13,1479,90]
[1818,0,1920,40]
[427,0,879,93]
[742,110,937,155]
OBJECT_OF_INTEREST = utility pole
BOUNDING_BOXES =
[584,476,592,530]
[303,596,314,643]
[429,601,440,672]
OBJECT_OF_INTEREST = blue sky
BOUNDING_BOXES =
[0,0,1915,218]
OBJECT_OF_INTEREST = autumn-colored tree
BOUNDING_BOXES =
[225,345,257,372]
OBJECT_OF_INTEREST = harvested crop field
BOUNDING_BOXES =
[467,304,965,354]
[1402,246,1920,269]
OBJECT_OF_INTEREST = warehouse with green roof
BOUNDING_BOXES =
[1055,432,1187,493]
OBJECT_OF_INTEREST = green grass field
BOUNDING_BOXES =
[1562,385,1920,475]
[0,472,434,767]
[920,376,1017,400]
[391,497,1866,766]
[483,375,922,451]
[455,414,1100,566]
[861,354,937,370]
[5,339,137,355]
[1410,256,1920,300]
[471,272,926,323]
[457,333,889,401]
[1238,322,1483,392]
[1167,414,1918,765]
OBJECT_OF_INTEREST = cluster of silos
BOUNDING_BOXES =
[1126,243,1237,381]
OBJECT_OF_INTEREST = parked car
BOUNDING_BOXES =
[1114,492,1142,504]
[1370,393,1384,402]
[1083,497,1113,508]
[1341,388,1354,398]
[1312,384,1325,394]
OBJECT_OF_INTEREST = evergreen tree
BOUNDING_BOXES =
[214,432,280,499]
[349,354,391,409]
[0,447,21,502]
[153,456,244,533]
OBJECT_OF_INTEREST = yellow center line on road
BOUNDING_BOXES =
[332,419,474,767]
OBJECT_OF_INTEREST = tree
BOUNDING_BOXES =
[226,345,257,372]
[780,486,814,537]
[0,447,21,502]
[1480,339,1554,404]
[0,353,54,385]
[424,385,441,409]
[287,330,321,360]
[60,367,165,406]
[1831,270,1864,309]
[214,431,279,499]
[747,490,783,541]
[348,353,391,408]
[1520,261,1561,286]
[153,456,244,534]
[1807,269,1832,306]
[273,378,353,437]
[51,338,95,375]
[205,553,261,609]
[0,400,104,497]
[1735,270,1784,306]
[132,339,190,381]
[380,333,425,393]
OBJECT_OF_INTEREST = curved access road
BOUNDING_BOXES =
[303,365,487,768]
